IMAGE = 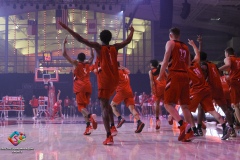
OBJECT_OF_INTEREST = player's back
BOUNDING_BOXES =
[168,40,190,73]
[206,62,222,89]
[116,69,132,93]
[74,62,91,83]
[229,56,240,81]
[151,68,166,86]
[188,62,210,93]
[98,45,119,89]
[220,76,230,100]
[73,62,91,93]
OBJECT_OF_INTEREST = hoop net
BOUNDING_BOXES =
[43,78,50,85]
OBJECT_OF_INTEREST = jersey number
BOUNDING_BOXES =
[179,49,187,61]
[193,68,202,78]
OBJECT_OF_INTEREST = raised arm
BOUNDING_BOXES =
[219,57,231,71]
[59,22,101,50]
[114,25,134,51]
[188,39,200,64]
[57,90,61,102]
[62,36,78,66]
[197,35,202,52]
[85,48,94,64]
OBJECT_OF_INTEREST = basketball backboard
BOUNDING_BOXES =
[35,67,59,84]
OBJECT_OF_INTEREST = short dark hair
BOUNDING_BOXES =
[169,27,180,37]
[200,51,207,61]
[150,59,159,68]
[100,30,112,44]
[77,53,86,61]
[225,47,235,55]
[150,59,160,76]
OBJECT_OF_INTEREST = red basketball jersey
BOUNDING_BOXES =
[73,62,91,93]
[168,40,190,72]
[98,45,119,89]
[229,56,240,81]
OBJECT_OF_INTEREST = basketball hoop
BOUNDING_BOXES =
[34,67,59,83]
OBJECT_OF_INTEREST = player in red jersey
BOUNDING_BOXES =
[187,40,231,140]
[29,95,39,120]
[111,62,145,133]
[157,27,193,142]
[220,73,231,108]
[59,22,134,145]
[199,51,235,137]
[219,47,240,137]
[197,36,235,136]
[52,90,63,119]
[62,36,97,135]
[149,60,167,130]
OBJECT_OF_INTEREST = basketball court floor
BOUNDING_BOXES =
[0,116,240,160]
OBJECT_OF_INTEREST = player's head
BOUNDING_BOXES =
[169,27,180,40]
[100,30,112,45]
[32,95,35,98]
[77,53,86,62]
[200,51,207,61]
[150,59,159,68]
[150,59,161,76]
[224,47,235,57]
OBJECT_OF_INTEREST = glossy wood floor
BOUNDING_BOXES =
[0,115,240,160]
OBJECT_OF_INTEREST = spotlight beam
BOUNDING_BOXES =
[125,3,140,29]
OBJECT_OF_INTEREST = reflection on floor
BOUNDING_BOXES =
[0,116,240,160]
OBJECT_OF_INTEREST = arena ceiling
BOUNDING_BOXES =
[0,0,240,56]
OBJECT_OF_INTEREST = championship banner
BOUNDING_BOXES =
[87,19,97,34]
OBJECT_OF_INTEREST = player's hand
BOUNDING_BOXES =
[59,21,68,29]
[58,90,61,93]
[197,35,202,43]
[129,25,134,32]
[188,39,195,46]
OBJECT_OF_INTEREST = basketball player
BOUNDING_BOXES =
[219,47,240,137]
[52,90,63,119]
[220,72,231,109]
[63,96,71,117]
[187,39,231,140]
[29,95,38,120]
[200,51,235,138]
[149,60,167,130]
[90,57,118,137]
[59,22,134,145]
[62,36,97,136]
[157,27,193,142]
[111,62,145,132]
